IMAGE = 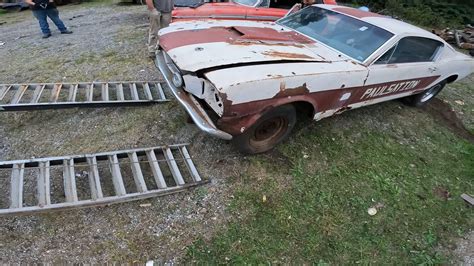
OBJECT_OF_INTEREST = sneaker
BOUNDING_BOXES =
[42,33,52,38]
[60,30,73,34]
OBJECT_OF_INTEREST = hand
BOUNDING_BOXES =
[25,0,36,5]
[145,0,154,11]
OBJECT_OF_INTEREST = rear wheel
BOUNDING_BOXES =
[402,80,446,107]
[232,105,297,154]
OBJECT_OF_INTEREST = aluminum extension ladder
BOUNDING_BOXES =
[0,144,206,215]
[0,81,168,111]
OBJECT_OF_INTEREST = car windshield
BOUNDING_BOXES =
[277,7,394,62]
[232,0,255,6]
[231,0,269,7]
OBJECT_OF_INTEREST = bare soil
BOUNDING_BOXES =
[423,98,474,143]
[0,3,246,263]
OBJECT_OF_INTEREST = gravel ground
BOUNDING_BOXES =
[0,2,472,263]
[0,2,246,263]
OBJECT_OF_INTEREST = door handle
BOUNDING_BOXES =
[429,67,438,73]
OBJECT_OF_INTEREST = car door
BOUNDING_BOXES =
[355,36,444,104]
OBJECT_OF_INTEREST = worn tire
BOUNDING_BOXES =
[401,80,446,107]
[232,104,297,154]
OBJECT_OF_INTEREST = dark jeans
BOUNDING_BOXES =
[32,8,68,34]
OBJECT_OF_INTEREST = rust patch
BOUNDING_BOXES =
[220,92,234,108]
[232,39,306,48]
[261,50,315,60]
[335,106,352,114]
[230,26,314,44]
[274,83,310,98]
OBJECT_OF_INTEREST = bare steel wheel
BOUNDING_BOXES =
[402,80,446,107]
[233,105,297,154]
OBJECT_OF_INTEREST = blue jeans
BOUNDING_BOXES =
[32,8,68,34]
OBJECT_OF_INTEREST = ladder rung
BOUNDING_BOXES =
[31,85,45,104]
[101,83,109,101]
[87,156,103,200]
[143,83,153,101]
[180,146,201,182]
[10,85,28,104]
[156,83,166,100]
[10,163,25,208]
[128,152,147,193]
[37,161,51,206]
[49,84,62,102]
[0,85,11,101]
[130,83,139,100]
[63,159,78,202]
[145,150,167,189]
[108,154,126,196]
[68,84,78,102]
[86,83,94,102]
[164,148,185,186]
[116,83,124,101]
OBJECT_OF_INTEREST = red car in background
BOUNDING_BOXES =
[172,0,337,22]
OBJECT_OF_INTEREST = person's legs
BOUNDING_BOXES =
[32,9,51,36]
[147,9,161,57]
[160,12,171,29]
[153,12,171,52]
[45,7,70,33]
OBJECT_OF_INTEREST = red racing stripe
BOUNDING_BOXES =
[217,75,441,134]
[222,75,440,118]
[159,26,315,51]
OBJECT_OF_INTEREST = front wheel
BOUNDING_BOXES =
[232,105,297,154]
[402,80,446,107]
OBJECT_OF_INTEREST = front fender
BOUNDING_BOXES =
[217,95,317,135]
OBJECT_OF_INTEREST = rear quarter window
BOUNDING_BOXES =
[375,37,444,64]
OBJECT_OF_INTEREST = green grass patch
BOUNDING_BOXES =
[186,105,473,264]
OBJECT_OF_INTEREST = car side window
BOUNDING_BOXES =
[374,37,443,65]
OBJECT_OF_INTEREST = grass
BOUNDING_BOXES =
[186,102,473,264]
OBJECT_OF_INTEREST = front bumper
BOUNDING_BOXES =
[155,50,233,140]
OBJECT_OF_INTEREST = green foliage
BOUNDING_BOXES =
[340,0,474,28]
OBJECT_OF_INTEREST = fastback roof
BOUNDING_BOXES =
[317,4,444,41]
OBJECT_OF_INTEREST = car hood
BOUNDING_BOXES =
[158,21,348,72]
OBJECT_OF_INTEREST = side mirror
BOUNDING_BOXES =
[284,3,301,17]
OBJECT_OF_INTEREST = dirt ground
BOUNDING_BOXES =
[0,3,247,263]
[0,2,472,263]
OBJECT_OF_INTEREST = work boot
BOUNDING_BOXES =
[42,33,52,38]
[60,30,73,34]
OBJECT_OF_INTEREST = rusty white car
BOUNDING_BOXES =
[156,4,474,154]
